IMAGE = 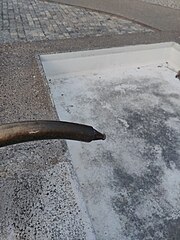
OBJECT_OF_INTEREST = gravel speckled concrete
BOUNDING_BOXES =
[1,162,90,239]
[0,40,98,240]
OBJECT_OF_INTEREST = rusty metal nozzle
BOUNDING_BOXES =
[0,120,106,148]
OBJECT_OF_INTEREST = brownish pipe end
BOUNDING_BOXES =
[93,129,106,141]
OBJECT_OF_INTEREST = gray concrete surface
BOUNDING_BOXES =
[140,0,180,9]
[42,43,180,240]
[49,0,180,31]
[0,0,152,43]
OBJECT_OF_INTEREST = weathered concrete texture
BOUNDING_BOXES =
[140,0,180,9]
[0,0,152,44]
[46,59,180,239]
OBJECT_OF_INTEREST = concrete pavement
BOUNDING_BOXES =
[140,0,180,9]
[52,0,180,31]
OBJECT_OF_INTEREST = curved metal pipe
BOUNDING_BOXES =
[0,120,106,148]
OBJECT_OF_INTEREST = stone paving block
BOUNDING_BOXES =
[0,0,152,44]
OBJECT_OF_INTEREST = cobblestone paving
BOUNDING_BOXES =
[140,0,180,9]
[0,0,152,43]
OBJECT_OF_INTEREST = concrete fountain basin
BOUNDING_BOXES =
[41,42,180,239]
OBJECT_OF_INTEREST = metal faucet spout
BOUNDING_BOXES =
[0,120,106,148]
